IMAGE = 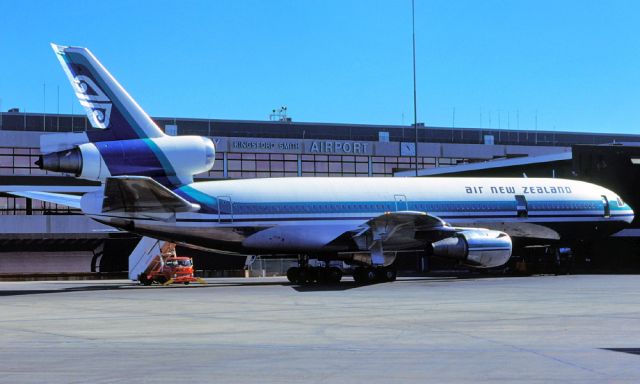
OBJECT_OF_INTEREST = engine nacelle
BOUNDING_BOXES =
[37,135,215,184]
[430,229,512,268]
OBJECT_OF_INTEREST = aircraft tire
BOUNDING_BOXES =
[286,267,300,284]
[306,267,319,283]
[353,267,376,284]
[380,266,397,282]
[297,268,310,284]
[327,267,342,284]
[352,267,364,284]
[138,274,152,286]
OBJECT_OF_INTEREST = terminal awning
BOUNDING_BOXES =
[395,151,573,177]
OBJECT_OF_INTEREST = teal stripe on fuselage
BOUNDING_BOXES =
[142,138,182,186]
[172,193,627,216]
[177,184,220,208]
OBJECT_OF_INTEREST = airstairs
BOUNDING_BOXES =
[128,237,165,281]
[128,237,204,285]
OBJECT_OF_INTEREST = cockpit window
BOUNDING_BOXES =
[617,197,625,207]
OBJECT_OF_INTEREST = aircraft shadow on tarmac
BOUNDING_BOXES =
[0,276,489,296]
[0,284,132,297]
[0,280,358,296]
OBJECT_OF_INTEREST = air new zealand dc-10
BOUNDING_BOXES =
[15,44,634,284]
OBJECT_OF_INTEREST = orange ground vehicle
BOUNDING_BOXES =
[138,243,202,285]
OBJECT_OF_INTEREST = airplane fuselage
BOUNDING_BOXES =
[89,177,634,255]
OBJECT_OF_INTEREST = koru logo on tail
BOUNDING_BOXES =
[72,75,112,129]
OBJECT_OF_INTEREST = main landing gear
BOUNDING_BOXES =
[285,255,397,285]
[352,266,397,284]
[286,264,397,285]
[286,266,343,284]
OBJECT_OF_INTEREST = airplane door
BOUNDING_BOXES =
[217,196,233,223]
[394,194,408,211]
[601,195,610,218]
[515,195,528,218]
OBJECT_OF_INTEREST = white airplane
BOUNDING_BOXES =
[16,44,634,284]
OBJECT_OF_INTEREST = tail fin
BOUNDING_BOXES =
[51,43,165,141]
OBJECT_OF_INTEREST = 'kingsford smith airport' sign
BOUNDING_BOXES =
[227,138,373,155]
[231,140,301,152]
[308,141,370,154]
[212,137,556,160]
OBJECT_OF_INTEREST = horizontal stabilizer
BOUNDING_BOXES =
[0,185,99,193]
[9,191,82,209]
[102,176,200,214]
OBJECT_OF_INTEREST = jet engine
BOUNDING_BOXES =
[429,229,512,268]
[37,135,215,183]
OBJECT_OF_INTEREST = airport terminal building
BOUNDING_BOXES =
[1,111,640,275]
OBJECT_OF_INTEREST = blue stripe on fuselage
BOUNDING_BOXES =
[170,191,630,219]
[94,139,180,187]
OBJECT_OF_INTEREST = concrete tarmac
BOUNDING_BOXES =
[1,275,639,383]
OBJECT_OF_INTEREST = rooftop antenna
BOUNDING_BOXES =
[452,107,456,128]
[451,107,455,143]
[412,0,419,177]
[43,82,46,131]
[270,106,290,122]
[56,85,60,131]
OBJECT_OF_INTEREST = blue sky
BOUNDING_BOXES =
[1,0,639,133]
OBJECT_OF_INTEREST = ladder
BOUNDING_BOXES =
[128,237,166,281]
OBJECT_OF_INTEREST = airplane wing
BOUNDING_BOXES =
[351,211,454,253]
[8,191,82,209]
[6,177,200,217]
[348,210,510,268]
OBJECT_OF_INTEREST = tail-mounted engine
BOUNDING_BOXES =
[37,135,215,185]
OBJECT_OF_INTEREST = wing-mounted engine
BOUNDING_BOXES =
[352,211,512,269]
[352,211,452,266]
[429,229,512,268]
[36,134,215,185]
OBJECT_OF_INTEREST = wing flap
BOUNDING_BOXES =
[352,211,453,251]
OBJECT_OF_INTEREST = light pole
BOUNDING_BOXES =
[412,0,419,177]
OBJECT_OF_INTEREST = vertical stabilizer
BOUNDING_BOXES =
[51,43,165,141]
